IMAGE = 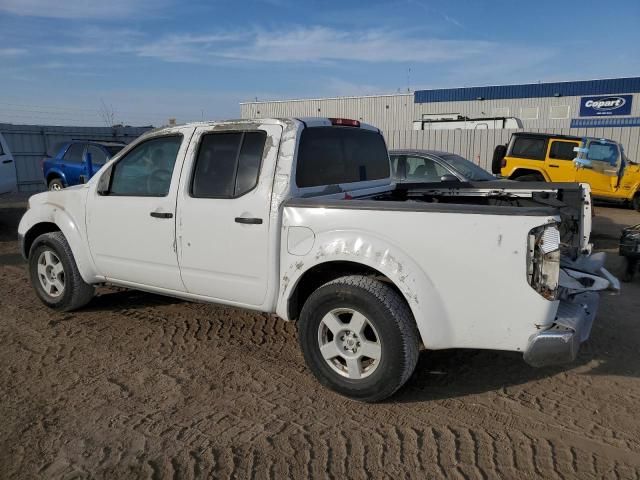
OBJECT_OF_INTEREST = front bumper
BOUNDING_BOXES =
[523,292,599,367]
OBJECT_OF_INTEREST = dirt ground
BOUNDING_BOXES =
[1,196,639,480]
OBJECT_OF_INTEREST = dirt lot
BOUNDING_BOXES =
[1,197,639,479]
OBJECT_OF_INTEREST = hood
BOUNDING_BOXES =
[28,184,89,209]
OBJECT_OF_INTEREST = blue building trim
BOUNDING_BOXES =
[570,117,640,128]
[414,77,640,104]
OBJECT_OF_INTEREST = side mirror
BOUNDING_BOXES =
[440,174,460,182]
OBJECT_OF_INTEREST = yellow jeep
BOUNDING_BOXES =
[492,132,640,210]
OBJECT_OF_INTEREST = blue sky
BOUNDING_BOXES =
[0,0,639,126]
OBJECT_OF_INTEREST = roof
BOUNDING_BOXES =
[69,139,126,146]
[511,132,616,143]
[389,149,456,157]
[414,77,640,103]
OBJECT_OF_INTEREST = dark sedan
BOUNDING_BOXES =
[390,149,496,183]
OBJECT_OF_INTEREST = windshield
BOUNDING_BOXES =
[441,154,495,181]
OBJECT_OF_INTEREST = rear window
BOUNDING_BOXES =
[296,127,389,188]
[510,137,547,160]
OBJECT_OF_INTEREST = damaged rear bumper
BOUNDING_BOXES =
[524,252,619,368]
[523,292,599,367]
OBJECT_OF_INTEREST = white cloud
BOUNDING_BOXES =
[0,0,169,19]
[0,47,27,56]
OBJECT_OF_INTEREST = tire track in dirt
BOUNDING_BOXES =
[3,204,640,479]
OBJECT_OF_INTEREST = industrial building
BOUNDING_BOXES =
[240,77,640,132]
[240,77,640,169]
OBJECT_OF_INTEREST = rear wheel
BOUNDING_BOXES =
[48,178,64,191]
[28,232,95,311]
[515,173,545,182]
[298,275,420,402]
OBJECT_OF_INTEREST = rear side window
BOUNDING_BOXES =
[86,145,109,165]
[549,141,579,161]
[63,144,85,163]
[296,127,389,188]
[510,137,547,160]
[191,131,266,198]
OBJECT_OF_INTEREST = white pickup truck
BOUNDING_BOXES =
[18,117,619,401]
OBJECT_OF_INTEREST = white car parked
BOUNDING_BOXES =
[18,118,619,401]
[0,133,17,195]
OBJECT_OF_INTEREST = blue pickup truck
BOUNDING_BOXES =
[43,140,125,191]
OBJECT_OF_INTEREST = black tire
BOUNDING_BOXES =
[28,232,95,311]
[298,275,420,402]
[491,144,507,174]
[515,173,545,182]
[48,178,64,191]
[632,194,640,212]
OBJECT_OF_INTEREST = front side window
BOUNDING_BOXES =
[63,144,85,164]
[549,141,579,161]
[191,131,266,198]
[587,141,619,167]
[406,156,449,182]
[107,135,182,196]
[511,137,547,160]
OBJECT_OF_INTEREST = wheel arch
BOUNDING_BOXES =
[509,168,549,181]
[19,207,99,284]
[45,169,66,186]
[277,233,453,349]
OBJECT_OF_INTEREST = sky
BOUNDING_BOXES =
[0,0,639,126]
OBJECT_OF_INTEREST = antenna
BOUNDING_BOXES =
[407,66,411,92]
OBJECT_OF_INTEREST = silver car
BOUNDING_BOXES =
[390,149,495,183]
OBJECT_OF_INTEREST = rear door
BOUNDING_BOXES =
[545,139,580,182]
[61,143,86,186]
[0,135,17,194]
[84,144,109,180]
[177,124,281,306]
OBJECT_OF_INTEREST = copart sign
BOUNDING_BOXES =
[580,95,632,116]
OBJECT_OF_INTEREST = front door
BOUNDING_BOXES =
[576,140,621,198]
[177,124,281,306]
[545,139,580,182]
[86,130,192,291]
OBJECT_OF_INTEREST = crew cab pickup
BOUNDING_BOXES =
[18,118,619,401]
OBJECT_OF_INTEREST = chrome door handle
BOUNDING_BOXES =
[235,217,263,224]
[150,212,173,219]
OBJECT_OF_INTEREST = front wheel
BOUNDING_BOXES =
[515,174,545,182]
[298,275,420,402]
[28,232,95,311]
[48,178,64,191]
